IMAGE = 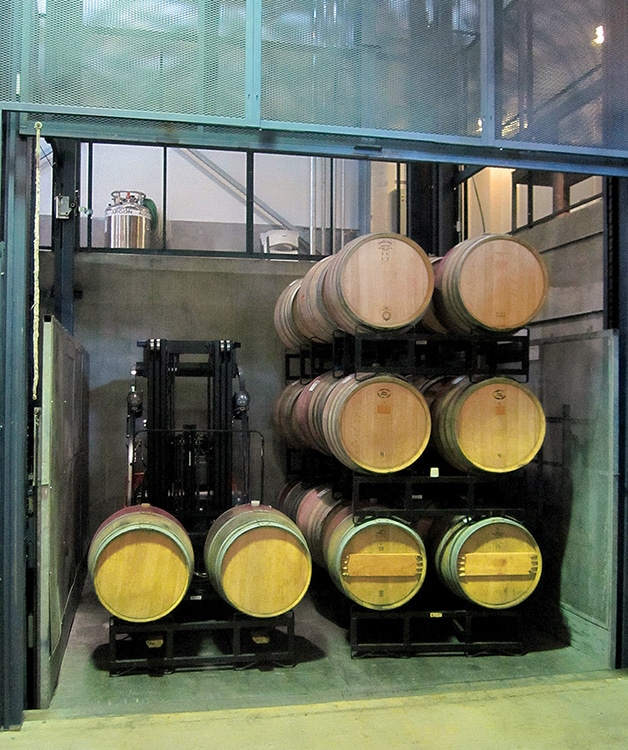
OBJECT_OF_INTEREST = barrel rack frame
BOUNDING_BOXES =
[106,588,296,675]
[284,326,536,658]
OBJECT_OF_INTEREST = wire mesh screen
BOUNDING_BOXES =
[2,1,626,157]
[498,0,604,147]
[22,0,248,119]
[260,0,482,136]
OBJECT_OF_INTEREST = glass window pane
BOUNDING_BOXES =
[89,143,164,249]
[166,149,247,252]
[254,153,315,255]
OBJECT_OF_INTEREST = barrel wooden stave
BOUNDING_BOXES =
[274,279,310,350]
[292,373,336,454]
[203,503,312,617]
[88,504,194,623]
[417,256,449,334]
[287,484,340,567]
[273,380,311,449]
[294,255,337,343]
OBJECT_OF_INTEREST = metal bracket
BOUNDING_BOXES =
[54,195,73,219]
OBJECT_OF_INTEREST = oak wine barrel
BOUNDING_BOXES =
[292,484,341,567]
[292,372,337,454]
[322,233,434,334]
[88,504,194,623]
[432,234,549,335]
[433,515,542,609]
[273,380,310,449]
[273,279,310,350]
[323,506,427,610]
[417,256,448,334]
[203,503,312,617]
[293,255,337,343]
[320,373,431,473]
[416,375,546,473]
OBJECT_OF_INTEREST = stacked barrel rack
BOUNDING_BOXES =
[273,232,549,656]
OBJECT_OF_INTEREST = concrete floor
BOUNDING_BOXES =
[6,576,628,748]
[10,672,628,749]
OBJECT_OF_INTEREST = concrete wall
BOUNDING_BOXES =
[517,200,617,666]
[69,252,314,535]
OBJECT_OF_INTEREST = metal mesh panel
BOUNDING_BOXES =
[260,0,482,137]
[498,0,604,147]
[25,0,247,119]
[0,1,19,101]
[3,1,626,160]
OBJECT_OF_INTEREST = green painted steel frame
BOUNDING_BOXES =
[0,111,30,731]
[7,108,628,178]
[1,1,628,170]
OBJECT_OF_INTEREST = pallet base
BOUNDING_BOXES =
[350,605,524,658]
[107,600,296,675]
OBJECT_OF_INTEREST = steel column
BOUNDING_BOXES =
[407,163,459,256]
[0,111,30,730]
[610,177,628,668]
[49,139,80,334]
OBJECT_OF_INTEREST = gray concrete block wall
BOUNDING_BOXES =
[523,200,604,338]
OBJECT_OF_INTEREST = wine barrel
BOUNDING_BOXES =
[292,372,337,454]
[432,234,549,334]
[276,481,313,522]
[273,380,310,449]
[293,255,337,343]
[417,256,448,334]
[275,479,302,517]
[301,371,342,454]
[88,504,194,623]
[433,515,542,609]
[292,484,341,567]
[323,506,427,610]
[322,233,434,334]
[320,373,431,473]
[273,279,310,350]
[416,375,546,473]
[203,503,312,617]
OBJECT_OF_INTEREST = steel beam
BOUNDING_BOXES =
[407,163,459,257]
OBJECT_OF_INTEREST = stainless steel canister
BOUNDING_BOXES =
[104,190,152,249]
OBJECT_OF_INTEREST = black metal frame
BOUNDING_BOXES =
[285,328,530,385]
[334,328,530,381]
[0,112,30,730]
[131,338,241,539]
[349,605,524,658]
[108,602,295,675]
[282,319,539,658]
